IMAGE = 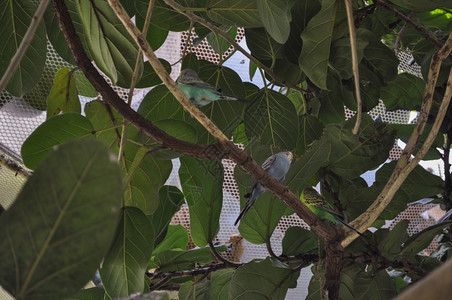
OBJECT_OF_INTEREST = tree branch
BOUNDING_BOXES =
[344,0,362,135]
[342,33,452,248]
[374,0,444,49]
[163,0,308,93]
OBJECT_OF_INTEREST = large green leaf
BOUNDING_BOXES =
[390,0,451,11]
[299,0,336,90]
[327,115,395,179]
[21,113,94,169]
[75,0,142,87]
[153,247,220,272]
[362,33,398,85]
[0,0,47,97]
[46,67,81,119]
[354,269,397,299]
[148,186,185,246]
[179,156,223,247]
[330,34,369,80]
[284,0,321,64]
[136,0,191,31]
[100,207,154,298]
[0,139,122,300]
[179,279,210,300]
[210,269,234,300]
[296,114,324,155]
[229,258,300,299]
[282,226,318,255]
[207,0,263,28]
[123,144,173,214]
[380,73,425,111]
[317,72,346,125]
[245,27,285,61]
[135,59,171,88]
[151,224,189,257]
[137,85,184,122]
[244,89,298,150]
[257,0,291,44]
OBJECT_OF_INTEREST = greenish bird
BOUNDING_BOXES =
[300,188,361,234]
[176,69,246,108]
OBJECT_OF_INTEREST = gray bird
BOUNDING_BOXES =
[176,69,246,107]
[235,151,293,225]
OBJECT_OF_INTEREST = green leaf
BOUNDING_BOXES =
[229,257,300,299]
[327,115,395,179]
[257,0,291,44]
[376,161,444,202]
[136,59,171,88]
[21,113,94,169]
[46,67,81,118]
[284,0,321,64]
[330,35,369,80]
[151,225,189,257]
[299,0,336,90]
[210,269,234,300]
[354,270,397,300]
[137,85,184,122]
[149,186,185,246]
[136,0,191,31]
[282,226,318,255]
[389,0,451,11]
[179,157,223,247]
[206,26,237,54]
[296,115,324,155]
[401,221,452,257]
[136,16,169,51]
[0,139,122,300]
[362,34,398,85]
[244,89,298,150]
[179,280,210,300]
[286,135,331,195]
[69,287,105,300]
[100,207,154,298]
[378,220,409,259]
[75,0,142,87]
[123,145,173,214]
[207,0,263,28]
[380,73,425,111]
[153,247,219,272]
[0,0,47,97]
[73,70,97,97]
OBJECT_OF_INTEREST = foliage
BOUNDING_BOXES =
[0,0,452,299]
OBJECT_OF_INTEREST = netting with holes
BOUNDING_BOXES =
[0,27,447,299]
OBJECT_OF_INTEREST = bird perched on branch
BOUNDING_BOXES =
[234,151,293,226]
[176,69,246,107]
[300,188,361,234]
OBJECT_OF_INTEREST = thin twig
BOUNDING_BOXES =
[342,33,452,248]
[0,0,50,94]
[344,0,362,135]
[208,240,240,267]
[118,0,155,162]
[0,154,32,177]
[163,0,308,93]
[374,0,443,49]
[107,0,230,143]
[394,13,415,54]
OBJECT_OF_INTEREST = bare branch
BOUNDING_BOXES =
[344,0,362,135]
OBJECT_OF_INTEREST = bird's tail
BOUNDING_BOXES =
[337,218,364,237]
[222,94,247,103]
[234,197,255,226]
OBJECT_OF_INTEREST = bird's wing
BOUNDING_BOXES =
[188,80,218,90]
[261,154,277,171]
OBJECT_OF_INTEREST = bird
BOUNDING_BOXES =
[234,151,293,226]
[300,188,362,235]
[176,69,246,108]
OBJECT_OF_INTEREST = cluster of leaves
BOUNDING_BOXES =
[0,0,451,299]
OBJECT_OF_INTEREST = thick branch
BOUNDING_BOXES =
[163,0,307,94]
[343,33,452,248]
[374,0,443,49]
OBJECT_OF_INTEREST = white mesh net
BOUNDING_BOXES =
[0,25,446,299]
